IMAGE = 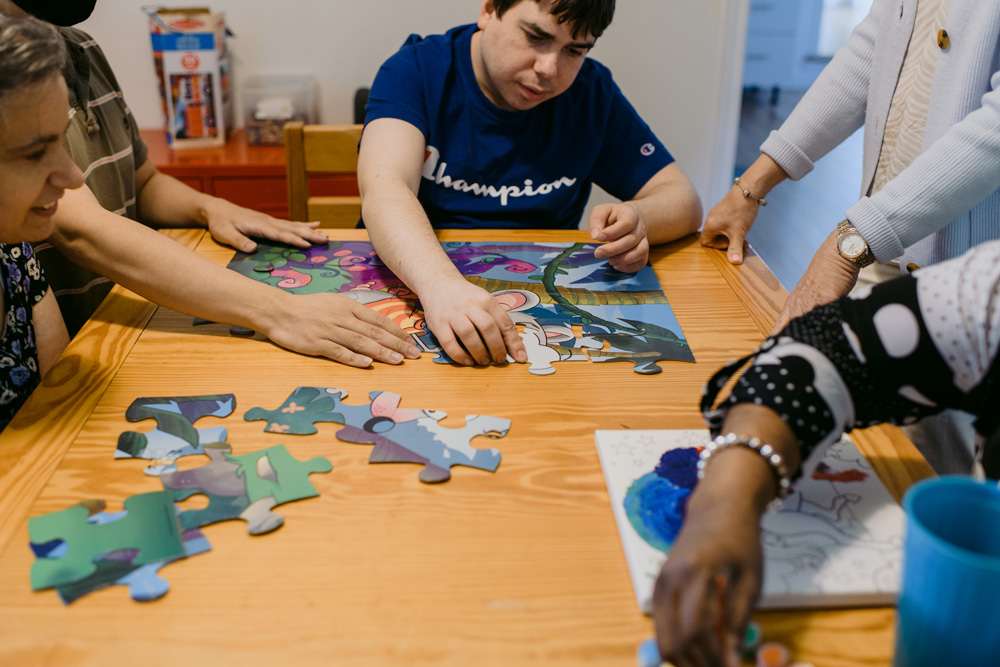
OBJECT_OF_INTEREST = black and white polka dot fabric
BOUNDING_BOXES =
[702,240,1000,475]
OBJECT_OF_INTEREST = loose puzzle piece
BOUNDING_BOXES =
[327,390,506,483]
[160,442,332,535]
[28,491,185,590]
[243,386,348,435]
[32,525,211,604]
[116,394,236,475]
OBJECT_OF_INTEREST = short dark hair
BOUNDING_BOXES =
[493,0,615,39]
[0,17,66,100]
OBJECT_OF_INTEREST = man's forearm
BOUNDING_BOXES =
[627,165,703,246]
[362,177,463,295]
[134,166,216,229]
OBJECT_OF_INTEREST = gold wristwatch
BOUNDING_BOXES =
[836,220,874,268]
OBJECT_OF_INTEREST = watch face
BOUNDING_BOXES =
[839,231,866,259]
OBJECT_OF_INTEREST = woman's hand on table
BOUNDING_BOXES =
[263,292,420,367]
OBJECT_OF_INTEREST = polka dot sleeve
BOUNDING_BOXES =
[701,263,994,467]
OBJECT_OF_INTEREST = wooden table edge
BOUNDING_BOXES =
[0,229,205,553]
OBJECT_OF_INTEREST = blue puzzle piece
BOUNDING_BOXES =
[332,391,507,483]
[115,394,236,475]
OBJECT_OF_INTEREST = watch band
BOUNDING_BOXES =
[836,219,875,268]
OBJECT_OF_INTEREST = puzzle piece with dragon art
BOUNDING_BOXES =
[160,442,331,535]
[115,394,236,475]
[327,390,507,483]
[581,304,696,373]
[31,523,211,604]
[28,492,185,591]
[243,386,348,435]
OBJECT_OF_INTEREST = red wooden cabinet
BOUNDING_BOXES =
[141,129,358,220]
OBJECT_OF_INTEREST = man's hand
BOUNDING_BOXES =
[263,292,421,367]
[200,198,329,253]
[652,494,763,667]
[699,186,759,265]
[772,229,860,333]
[416,277,527,366]
[589,202,650,273]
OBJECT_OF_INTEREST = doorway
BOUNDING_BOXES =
[736,0,873,290]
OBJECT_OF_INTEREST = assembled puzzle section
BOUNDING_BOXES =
[224,240,695,374]
[245,387,507,483]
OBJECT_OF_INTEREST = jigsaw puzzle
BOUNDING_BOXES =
[115,394,236,475]
[245,388,507,483]
[28,492,186,591]
[161,442,332,534]
[224,240,694,374]
[32,521,211,604]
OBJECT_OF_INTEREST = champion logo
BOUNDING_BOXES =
[422,145,577,206]
[640,143,655,156]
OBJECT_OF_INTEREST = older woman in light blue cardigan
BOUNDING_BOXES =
[704,0,1000,315]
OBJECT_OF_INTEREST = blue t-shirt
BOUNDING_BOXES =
[365,24,675,230]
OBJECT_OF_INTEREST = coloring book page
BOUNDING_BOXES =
[595,429,904,613]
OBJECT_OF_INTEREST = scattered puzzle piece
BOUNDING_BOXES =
[28,492,185,590]
[244,386,347,435]
[161,442,332,535]
[31,527,211,604]
[116,394,236,475]
[330,390,506,483]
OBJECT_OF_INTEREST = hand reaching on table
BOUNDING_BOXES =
[199,197,330,253]
[589,202,650,273]
[771,229,860,334]
[263,292,420,367]
[652,485,763,667]
[699,184,759,266]
[417,277,527,366]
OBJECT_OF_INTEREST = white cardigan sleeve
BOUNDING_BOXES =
[758,0,885,179]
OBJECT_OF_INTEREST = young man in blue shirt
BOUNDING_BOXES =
[359,0,702,367]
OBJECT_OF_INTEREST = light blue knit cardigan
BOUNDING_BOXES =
[761,0,1000,270]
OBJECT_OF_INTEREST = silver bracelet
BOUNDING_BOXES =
[697,433,791,510]
[734,177,767,206]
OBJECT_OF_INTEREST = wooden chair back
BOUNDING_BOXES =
[284,121,364,227]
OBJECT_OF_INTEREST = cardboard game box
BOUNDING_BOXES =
[148,7,232,148]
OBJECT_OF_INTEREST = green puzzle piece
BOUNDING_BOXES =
[243,387,346,435]
[228,444,333,505]
[28,491,185,590]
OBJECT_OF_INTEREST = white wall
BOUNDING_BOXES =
[79,0,747,209]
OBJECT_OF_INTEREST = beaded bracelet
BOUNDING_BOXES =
[696,433,791,511]
[734,177,767,206]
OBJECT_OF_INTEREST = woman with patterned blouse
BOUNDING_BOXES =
[652,239,1000,666]
[0,18,85,431]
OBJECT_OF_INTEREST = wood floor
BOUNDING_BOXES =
[735,89,864,290]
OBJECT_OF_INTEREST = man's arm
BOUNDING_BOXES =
[132,159,329,253]
[358,117,527,367]
[588,163,702,273]
[50,184,420,367]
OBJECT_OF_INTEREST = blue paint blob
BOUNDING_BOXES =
[623,447,701,552]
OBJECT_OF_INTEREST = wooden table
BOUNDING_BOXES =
[0,230,933,666]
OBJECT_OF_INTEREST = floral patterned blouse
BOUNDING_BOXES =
[0,243,47,432]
